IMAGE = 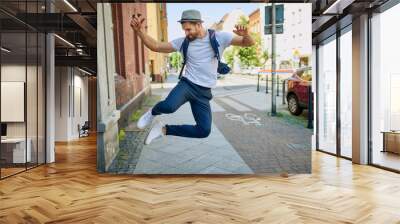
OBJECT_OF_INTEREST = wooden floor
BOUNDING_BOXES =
[1,135,400,223]
[373,151,400,171]
[1,167,26,178]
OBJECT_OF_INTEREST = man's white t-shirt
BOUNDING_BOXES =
[170,30,233,88]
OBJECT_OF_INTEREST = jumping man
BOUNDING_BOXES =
[131,9,255,144]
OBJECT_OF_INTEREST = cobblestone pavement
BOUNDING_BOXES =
[110,74,312,174]
[212,94,311,173]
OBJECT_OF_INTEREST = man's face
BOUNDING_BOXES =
[181,22,202,41]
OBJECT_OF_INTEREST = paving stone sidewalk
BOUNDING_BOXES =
[132,89,253,174]
[109,74,312,174]
[212,94,312,173]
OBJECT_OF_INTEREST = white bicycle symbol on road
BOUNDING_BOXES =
[224,113,263,126]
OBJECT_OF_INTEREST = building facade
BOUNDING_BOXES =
[211,9,247,32]
[211,9,247,73]
[260,3,312,69]
[97,3,168,172]
[146,3,168,83]
[111,3,152,128]
[248,8,261,36]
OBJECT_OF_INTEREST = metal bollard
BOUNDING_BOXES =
[276,76,280,97]
[266,75,269,94]
[257,73,260,92]
[282,80,286,105]
[307,85,313,129]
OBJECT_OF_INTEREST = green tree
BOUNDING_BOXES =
[255,34,269,68]
[237,46,258,67]
[236,33,270,69]
[169,52,183,70]
[238,15,249,26]
[226,15,270,71]
[223,46,238,68]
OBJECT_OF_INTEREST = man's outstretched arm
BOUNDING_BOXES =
[230,25,255,47]
[130,15,175,53]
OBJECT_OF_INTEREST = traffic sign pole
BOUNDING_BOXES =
[271,3,277,116]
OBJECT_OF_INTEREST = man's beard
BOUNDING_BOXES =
[186,33,198,41]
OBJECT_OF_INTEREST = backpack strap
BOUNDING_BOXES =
[178,37,190,79]
[178,29,221,80]
[208,29,221,62]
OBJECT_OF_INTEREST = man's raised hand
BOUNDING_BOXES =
[233,24,249,37]
[130,14,146,32]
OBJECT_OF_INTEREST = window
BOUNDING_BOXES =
[317,35,337,155]
[112,4,125,77]
[316,25,353,159]
[370,4,400,171]
[0,1,46,179]
[340,28,352,158]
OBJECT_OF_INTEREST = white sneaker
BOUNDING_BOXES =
[137,108,155,129]
[145,122,164,145]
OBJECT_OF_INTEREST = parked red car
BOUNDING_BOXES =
[285,67,312,116]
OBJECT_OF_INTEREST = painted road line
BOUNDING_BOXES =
[219,97,252,112]
[210,100,225,112]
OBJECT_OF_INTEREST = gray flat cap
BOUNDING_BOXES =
[178,9,203,23]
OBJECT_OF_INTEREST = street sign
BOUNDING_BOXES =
[264,25,283,35]
[264,4,284,35]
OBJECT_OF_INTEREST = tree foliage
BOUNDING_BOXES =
[169,52,183,70]
[236,33,269,68]
[238,15,250,26]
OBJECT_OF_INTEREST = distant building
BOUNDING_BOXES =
[248,8,262,58]
[98,3,151,171]
[146,3,168,83]
[260,4,312,69]
[248,8,261,36]
[210,8,247,32]
[211,9,247,73]
[112,3,150,119]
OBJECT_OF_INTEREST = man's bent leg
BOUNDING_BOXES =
[165,96,212,138]
[151,80,191,116]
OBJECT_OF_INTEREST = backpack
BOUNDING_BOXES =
[178,29,231,80]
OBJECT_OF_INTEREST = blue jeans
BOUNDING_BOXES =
[151,77,212,138]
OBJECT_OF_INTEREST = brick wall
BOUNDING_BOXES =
[112,3,149,109]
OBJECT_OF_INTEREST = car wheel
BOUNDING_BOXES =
[287,94,303,116]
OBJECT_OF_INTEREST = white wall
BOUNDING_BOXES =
[1,65,26,140]
[72,72,89,138]
[1,65,26,132]
[1,82,25,122]
[54,67,89,141]
[1,62,46,164]
[260,3,312,67]
[55,66,68,141]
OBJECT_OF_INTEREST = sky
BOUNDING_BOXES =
[166,3,260,41]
